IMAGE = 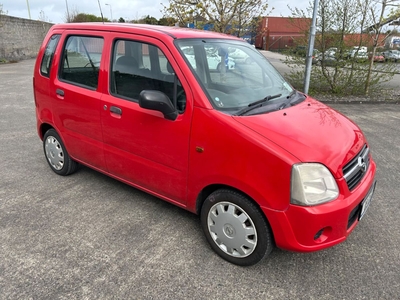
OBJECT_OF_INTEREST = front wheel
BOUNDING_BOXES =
[43,129,79,176]
[200,189,274,266]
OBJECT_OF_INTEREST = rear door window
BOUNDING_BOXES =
[59,36,104,89]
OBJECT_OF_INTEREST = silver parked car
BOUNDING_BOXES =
[382,50,400,62]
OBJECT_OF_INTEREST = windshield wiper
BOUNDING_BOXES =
[278,90,297,110]
[234,93,282,116]
[287,90,296,99]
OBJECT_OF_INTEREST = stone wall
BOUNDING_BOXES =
[0,15,53,61]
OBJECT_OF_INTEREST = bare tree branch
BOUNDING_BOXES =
[162,0,269,36]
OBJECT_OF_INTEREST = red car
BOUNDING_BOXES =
[369,52,385,62]
[33,23,376,266]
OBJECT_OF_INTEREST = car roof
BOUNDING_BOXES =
[50,23,242,41]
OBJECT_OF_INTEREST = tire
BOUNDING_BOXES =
[200,189,274,266]
[43,129,79,176]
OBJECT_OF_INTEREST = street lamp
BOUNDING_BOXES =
[105,3,112,22]
[303,0,319,94]
[26,0,31,19]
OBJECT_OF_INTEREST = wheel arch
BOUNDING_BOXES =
[195,184,275,240]
[39,123,54,140]
[196,184,263,214]
[40,124,76,163]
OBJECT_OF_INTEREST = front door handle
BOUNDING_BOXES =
[110,106,122,115]
[56,89,64,96]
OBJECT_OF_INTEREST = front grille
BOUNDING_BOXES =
[343,145,370,191]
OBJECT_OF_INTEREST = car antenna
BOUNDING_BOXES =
[97,0,105,23]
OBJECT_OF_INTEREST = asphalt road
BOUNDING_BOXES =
[0,59,399,299]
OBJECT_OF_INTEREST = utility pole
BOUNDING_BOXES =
[65,0,70,22]
[303,0,319,94]
[97,0,104,23]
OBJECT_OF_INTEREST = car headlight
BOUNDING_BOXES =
[291,163,339,206]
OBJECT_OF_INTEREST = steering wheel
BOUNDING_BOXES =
[84,61,100,68]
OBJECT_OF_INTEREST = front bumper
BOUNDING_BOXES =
[262,159,376,252]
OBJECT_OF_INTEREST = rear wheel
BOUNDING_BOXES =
[201,189,274,266]
[43,129,79,176]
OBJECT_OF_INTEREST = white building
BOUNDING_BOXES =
[386,36,400,48]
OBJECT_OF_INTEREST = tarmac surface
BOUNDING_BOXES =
[0,59,399,299]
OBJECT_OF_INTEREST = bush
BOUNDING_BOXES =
[284,54,396,96]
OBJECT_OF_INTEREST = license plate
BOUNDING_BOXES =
[359,181,376,221]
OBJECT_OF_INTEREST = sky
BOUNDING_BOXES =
[1,0,310,24]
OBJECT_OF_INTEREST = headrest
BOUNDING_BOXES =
[114,56,139,74]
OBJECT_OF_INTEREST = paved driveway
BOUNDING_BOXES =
[0,59,399,299]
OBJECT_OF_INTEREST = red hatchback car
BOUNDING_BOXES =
[34,23,376,266]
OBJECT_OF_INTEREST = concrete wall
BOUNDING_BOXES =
[0,15,53,61]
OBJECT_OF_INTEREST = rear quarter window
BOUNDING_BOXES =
[40,34,61,77]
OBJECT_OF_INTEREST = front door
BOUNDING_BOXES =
[100,35,192,205]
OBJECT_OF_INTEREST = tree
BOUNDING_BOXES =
[118,17,125,23]
[364,0,400,94]
[285,0,398,96]
[158,17,177,26]
[0,3,7,28]
[70,13,109,23]
[230,1,270,38]
[162,0,269,36]
[38,10,52,23]
[0,3,6,14]
[138,15,158,25]
[64,6,79,23]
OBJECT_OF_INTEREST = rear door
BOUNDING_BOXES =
[52,32,106,170]
[34,31,62,129]
[100,34,193,204]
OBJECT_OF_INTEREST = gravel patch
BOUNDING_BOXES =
[313,88,400,104]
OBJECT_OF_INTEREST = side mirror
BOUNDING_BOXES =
[139,90,178,121]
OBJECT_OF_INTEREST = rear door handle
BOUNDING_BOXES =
[56,89,64,96]
[110,106,122,115]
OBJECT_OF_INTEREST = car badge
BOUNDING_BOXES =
[357,157,367,173]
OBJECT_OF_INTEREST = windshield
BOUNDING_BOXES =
[175,39,297,115]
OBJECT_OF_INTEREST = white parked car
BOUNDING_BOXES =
[182,47,235,71]
[345,46,368,61]
[348,46,368,58]
[325,47,338,57]
[227,48,253,64]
